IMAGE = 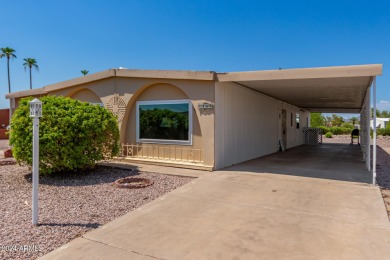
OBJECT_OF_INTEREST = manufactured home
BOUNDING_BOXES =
[371,118,389,129]
[6,64,382,174]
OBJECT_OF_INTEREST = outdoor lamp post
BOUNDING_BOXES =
[29,98,42,225]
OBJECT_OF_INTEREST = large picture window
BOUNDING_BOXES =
[136,100,192,145]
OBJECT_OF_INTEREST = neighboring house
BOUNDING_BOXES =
[0,108,10,139]
[370,118,389,129]
[5,64,382,171]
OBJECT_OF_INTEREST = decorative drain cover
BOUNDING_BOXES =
[114,177,153,189]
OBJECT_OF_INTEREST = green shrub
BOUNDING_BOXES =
[329,127,351,135]
[341,122,354,129]
[325,132,333,138]
[10,96,120,175]
[318,126,329,135]
[377,127,390,136]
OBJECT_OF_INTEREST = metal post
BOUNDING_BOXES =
[373,77,377,185]
[30,98,42,226]
[32,116,39,225]
[361,86,371,171]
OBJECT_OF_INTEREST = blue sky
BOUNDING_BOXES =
[1,0,389,114]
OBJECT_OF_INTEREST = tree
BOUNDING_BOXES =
[371,108,382,118]
[379,110,390,118]
[10,96,120,175]
[0,47,17,93]
[330,114,344,127]
[350,116,359,125]
[324,115,332,127]
[81,70,89,76]
[23,58,39,89]
[310,113,325,127]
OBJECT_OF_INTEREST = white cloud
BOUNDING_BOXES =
[377,100,390,111]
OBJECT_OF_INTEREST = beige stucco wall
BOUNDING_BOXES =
[48,77,215,167]
[70,89,102,104]
[50,78,116,104]
[11,76,312,170]
[214,82,310,169]
[125,83,203,151]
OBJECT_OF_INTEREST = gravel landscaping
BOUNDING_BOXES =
[0,149,194,260]
[1,136,390,259]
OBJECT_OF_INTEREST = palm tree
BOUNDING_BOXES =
[350,116,359,125]
[81,70,89,76]
[23,58,39,89]
[0,47,17,93]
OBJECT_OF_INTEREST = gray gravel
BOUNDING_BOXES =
[2,137,390,259]
[0,160,194,260]
[0,140,9,150]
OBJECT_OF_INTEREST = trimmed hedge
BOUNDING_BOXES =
[10,96,120,175]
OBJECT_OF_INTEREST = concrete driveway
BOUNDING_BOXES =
[41,169,390,259]
[225,143,373,183]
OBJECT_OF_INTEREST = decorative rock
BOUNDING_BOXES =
[4,149,12,158]
[114,177,154,189]
[0,160,16,166]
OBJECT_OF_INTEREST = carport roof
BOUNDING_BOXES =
[217,64,382,113]
[6,64,382,113]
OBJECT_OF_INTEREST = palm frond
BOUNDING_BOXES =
[81,70,89,76]
[1,47,17,59]
[23,58,39,71]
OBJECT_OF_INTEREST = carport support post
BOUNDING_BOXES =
[373,77,377,185]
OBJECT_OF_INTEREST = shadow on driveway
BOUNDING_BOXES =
[224,143,372,184]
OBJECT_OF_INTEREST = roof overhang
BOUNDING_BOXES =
[6,69,216,99]
[218,64,382,113]
[6,64,382,114]
[5,87,47,99]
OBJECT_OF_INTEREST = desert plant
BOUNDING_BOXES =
[310,113,325,127]
[341,122,354,129]
[9,96,119,175]
[23,58,39,89]
[325,132,333,138]
[81,70,89,76]
[318,126,330,135]
[377,127,390,136]
[0,47,17,93]
[330,114,344,127]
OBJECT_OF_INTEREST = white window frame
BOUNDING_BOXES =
[296,113,300,129]
[136,99,193,145]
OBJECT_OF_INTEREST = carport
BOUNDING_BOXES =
[218,64,382,184]
[224,143,372,183]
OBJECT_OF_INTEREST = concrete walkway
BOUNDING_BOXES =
[40,171,390,259]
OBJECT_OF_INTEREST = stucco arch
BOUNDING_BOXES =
[68,88,102,104]
[122,83,203,149]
